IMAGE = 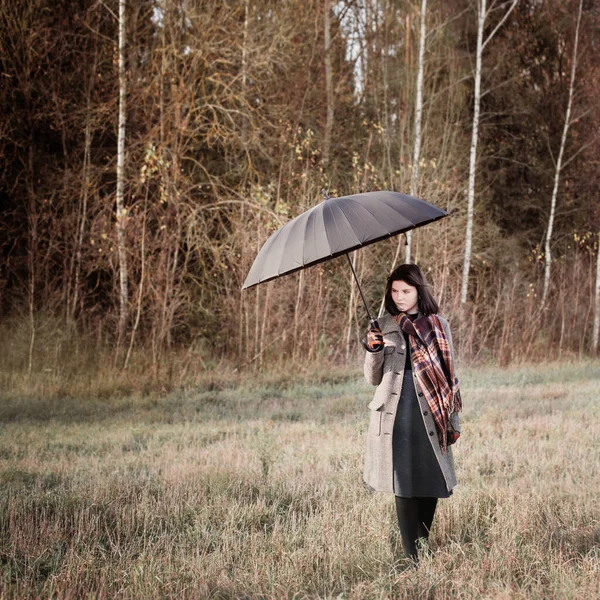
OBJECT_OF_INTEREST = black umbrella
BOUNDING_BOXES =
[242,190,447,324]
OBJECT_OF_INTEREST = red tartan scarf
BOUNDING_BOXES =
[394,313,463,454]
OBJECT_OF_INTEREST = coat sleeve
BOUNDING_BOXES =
[441,317,461,433]
[363,346,385,386]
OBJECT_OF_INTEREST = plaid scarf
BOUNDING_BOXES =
[394,313,462,454]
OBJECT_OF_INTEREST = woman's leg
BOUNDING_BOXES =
[416,497,438,540]
[394,496,419,561]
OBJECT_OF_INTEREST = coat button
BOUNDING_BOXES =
[418,392,424,397]
[423,410,428,416]
[400,345,406,350]
[429,431,434,436]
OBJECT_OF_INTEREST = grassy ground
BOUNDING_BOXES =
[0,360,599,599]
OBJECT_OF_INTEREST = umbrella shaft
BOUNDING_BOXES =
[345,252,375,324]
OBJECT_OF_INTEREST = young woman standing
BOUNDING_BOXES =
[362,264,462,565]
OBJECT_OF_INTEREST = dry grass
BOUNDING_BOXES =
[0,360,599,599]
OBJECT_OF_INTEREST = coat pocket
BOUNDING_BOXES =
[368,408,382,436]
[367,395,386,411]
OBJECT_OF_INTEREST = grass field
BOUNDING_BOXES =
[1,361,599,599]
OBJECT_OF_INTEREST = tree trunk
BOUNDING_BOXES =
[27,140,37,377]
[593,231,600,353]
[461,0,519,305]
[461,0,485,305]
[116,0,129,351]
[292,269,304,364]
[240,0,250,154]
[406,0,427,264]
[124,187,148,371]
[323,0,334,167]
[381,0,427,320]
[542,0,583,306]
[70,38,97,324]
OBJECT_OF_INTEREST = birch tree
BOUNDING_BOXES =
[460,0,518,305]
[384,0,426,290]
[406,0,427,265]
[541,0,583,306]
[323,0,334,167]
[116,0,129,349]
[593,230,600,353]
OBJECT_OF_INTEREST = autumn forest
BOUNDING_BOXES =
[1,0,600,385]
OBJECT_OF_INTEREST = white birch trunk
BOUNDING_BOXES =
[27,144,36,377]
[542,0,583,306]
[461,0,485,305]
[69,31,98,324]
[241,0,250,145]
[71,117,91,322]
[406,0,427,265]
[323,0,334,166]
[292,270,304,363]
[116,0,129,345]
[461,0,518,305]
[380,0,427,320]
[124,191,148,371]
[593,230,600,353]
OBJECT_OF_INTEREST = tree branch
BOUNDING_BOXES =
[481,0,518,51]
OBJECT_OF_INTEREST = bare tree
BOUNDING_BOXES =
[542,0,583,306]
[461,0,518,305]
[386,0,427,271]
[375,0,427,325]
[593,230,600,353]
[116,0,129,351]
[323,0,334,167]
[69,20,99,325]
[406,0,427,264]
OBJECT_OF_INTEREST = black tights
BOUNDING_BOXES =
[394,496,438,561]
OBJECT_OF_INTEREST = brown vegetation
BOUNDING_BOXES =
[0,0,599,383]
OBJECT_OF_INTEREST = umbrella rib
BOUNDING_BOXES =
[256,225,287,283]
[319,202,334,257]
[333,201,367,246]
[358,200,416,233]
[340,200,393,242]
[326,202,358,253]
[276,211,310,273]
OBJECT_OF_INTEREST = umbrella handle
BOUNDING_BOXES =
[361,318,382,352]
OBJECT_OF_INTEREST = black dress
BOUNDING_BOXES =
[392,313,452,498]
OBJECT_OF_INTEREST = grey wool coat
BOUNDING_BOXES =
[362,311,461,494]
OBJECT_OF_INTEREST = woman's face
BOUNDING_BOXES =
[391,280,419,314]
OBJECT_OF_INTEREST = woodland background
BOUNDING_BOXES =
[1,0,600,389]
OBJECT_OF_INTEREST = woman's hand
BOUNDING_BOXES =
[365,324,384,352]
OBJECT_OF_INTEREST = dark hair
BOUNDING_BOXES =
[384,264,439,316]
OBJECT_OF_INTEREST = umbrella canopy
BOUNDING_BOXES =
[242,190,447,291]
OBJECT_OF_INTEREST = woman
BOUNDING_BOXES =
[363,264,462,565]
